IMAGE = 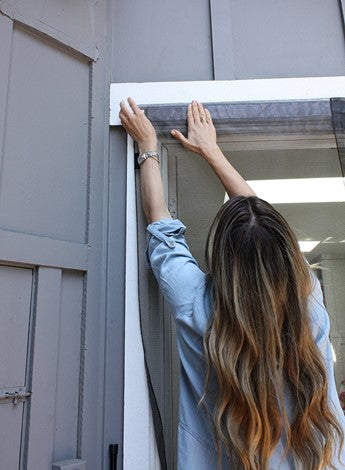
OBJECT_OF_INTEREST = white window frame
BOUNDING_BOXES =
[110,76,345,470]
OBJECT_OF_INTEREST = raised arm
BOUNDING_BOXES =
[119,98,204,314]
[119,97,171,223]
[171,100,256,198]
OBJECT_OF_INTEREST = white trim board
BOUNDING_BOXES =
[110,76,345,125]
[123,135,160,470]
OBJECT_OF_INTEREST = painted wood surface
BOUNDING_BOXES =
[26,267,62,469]
[111,0,345,82]
[0,2,115,469]
[0,0,97,59]
[0,26,89,243]
[0,266,32,470]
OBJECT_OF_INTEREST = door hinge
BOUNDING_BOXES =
[0,387,32,405]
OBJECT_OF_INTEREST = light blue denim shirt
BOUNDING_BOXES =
[146,218,345,470]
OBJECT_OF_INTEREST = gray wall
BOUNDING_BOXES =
[0,1,125,469]
[112,0,345,82]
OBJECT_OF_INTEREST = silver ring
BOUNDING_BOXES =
[200,116,205,122]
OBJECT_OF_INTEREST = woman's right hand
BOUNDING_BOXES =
[170,100,218,157]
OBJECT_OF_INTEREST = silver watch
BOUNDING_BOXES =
[137,150,160,166]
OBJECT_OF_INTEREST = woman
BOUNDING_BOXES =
[119,98,345,469]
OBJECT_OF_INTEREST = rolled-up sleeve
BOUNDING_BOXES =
[146,218,205,318]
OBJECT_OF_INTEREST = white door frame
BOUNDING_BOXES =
[110,76,345,470]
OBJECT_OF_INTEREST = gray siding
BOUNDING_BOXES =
[0,25,89,242]
[104,126,127,469]
[112,0,214,82]
[0,266,32,470]
[228,0,345,79]
[112,0,345,82]
[0,1,124,469]
[53,270,84,462]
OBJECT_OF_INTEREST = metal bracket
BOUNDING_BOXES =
[0,387,32,405]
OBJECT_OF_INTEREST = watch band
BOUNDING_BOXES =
[137,150,160,166]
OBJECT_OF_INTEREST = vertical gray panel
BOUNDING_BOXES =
[0,26,89,243]
[103,127,127,469]
[0,266,32,470]
[53,270,84,462]
[0,266,32,387]
[80,1,113,467]
[229,0,345,79]
[0,14,12,162]
[209,0,235,79]
[26,267,62,469]
[0,405,24,470]
[112,0,213,82]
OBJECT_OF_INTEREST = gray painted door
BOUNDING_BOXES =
[0,2,123,469]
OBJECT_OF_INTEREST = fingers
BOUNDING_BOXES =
[119,97,143,119]
[204,108,212,124]
[119,100,134,123]
[119,112,129,127]
[197,101,206,122]
[191,100,200,122]
[187,103,194,126]
[118,101,130,127]
[119,100,129,118]
[127,96,143,115]
[187,100,210,125]
[170,129,190,147]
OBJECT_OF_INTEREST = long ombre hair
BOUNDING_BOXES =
[201,196,344,469]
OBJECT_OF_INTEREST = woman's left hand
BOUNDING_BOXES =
[119,97,158,153]
[170,101,217,157]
